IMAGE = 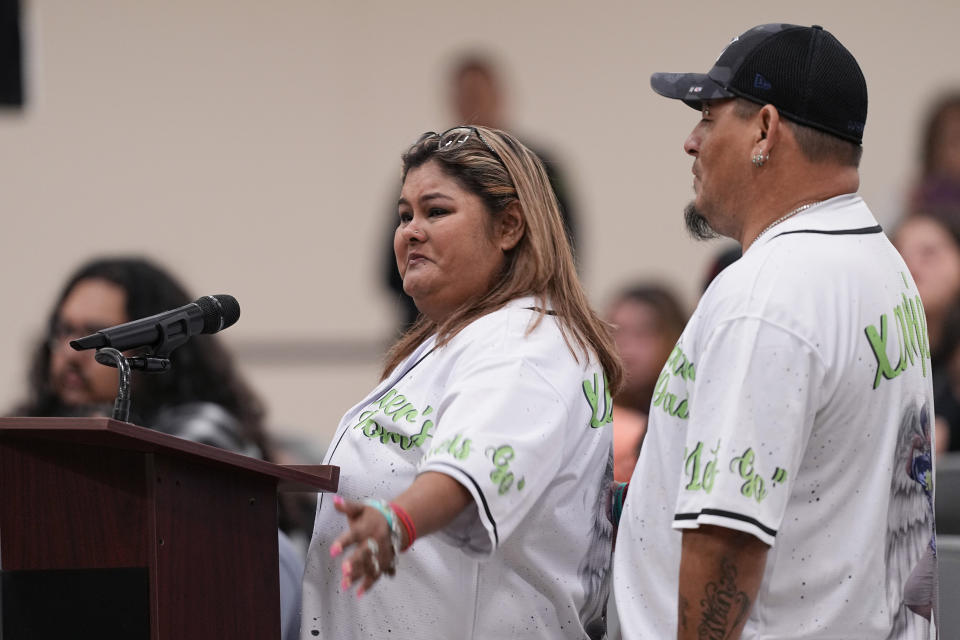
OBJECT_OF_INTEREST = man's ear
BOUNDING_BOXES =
[497,203,525,251]
[753,103,781,157]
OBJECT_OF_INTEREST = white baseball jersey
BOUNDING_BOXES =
[301,296,614,639]
[609,195,937,639]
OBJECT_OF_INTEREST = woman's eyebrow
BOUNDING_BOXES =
[398,192,454,207]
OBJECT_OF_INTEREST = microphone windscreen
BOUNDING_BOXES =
[196,295,241,333]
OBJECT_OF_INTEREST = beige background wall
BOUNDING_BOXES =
[3,0,959,454]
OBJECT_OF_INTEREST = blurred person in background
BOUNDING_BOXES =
[607,283,686,481]
[919,91,960,182]
[893,207,960,453]
[13,258,270,447]
[907,91,960,216]
[302,125,620,640]
[384,53,580,331]
[892,90,960,454]
[9,256,306,640]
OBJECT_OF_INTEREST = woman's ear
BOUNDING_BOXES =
[497,203,525,251]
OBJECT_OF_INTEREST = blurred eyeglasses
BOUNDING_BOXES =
[47,321,106,352]
[418,126,509,172]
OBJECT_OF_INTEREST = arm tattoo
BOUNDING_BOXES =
[679,594,690,631]
[697,555,750,640]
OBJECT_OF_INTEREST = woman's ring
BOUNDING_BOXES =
[366,538,381,575]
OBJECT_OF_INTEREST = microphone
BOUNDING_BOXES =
[70,295,241,354]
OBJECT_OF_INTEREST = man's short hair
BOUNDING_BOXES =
[733,99,863,168]
[450,53,498,85]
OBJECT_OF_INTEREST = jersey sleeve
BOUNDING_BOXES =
[418,352,573,558]
[672,316,826,546]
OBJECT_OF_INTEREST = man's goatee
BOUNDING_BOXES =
[684,202,718,240]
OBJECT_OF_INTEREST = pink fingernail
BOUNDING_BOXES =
[342,561,351,576]
[357,587,365,598]
[330,543,342,557]
[333,495,344,506]
[341,578,349,590]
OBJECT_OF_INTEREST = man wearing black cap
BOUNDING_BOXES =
[609,24,938,639]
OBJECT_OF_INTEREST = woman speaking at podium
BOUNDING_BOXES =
[301,126,621,639]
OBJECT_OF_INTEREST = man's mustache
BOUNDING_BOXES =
[53,362,91,391]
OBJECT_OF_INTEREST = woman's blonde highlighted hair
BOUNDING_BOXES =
[384,126,622,394]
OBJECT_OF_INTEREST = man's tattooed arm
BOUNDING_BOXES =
[677,525,769,640]
[696,555,750,638]
[679,594,690,633]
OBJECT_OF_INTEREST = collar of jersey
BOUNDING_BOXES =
[748,193,876,253]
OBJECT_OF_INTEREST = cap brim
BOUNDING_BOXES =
[650,72,735,109]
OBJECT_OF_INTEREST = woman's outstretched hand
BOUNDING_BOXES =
[327,473,471,597]
[329,496,396,596]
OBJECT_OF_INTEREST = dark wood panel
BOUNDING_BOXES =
[0,418,317,639]
[152,454,280,640]
[0,439,148,570]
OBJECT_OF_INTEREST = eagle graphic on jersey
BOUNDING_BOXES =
[886,402,937,639]
[578,451,614,639]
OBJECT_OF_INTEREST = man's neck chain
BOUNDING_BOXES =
[753,201,824,244]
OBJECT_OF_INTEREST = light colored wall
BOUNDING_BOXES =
[3,0,959,452]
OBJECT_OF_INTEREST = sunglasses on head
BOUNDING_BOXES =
[416,126,509,172]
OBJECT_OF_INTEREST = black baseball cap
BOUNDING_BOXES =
[650,24,867,144]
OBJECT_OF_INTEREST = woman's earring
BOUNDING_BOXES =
[751,153,769,168]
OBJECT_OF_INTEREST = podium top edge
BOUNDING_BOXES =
[0,417,338,492]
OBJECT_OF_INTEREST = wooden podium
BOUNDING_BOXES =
[0,417,338,640]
